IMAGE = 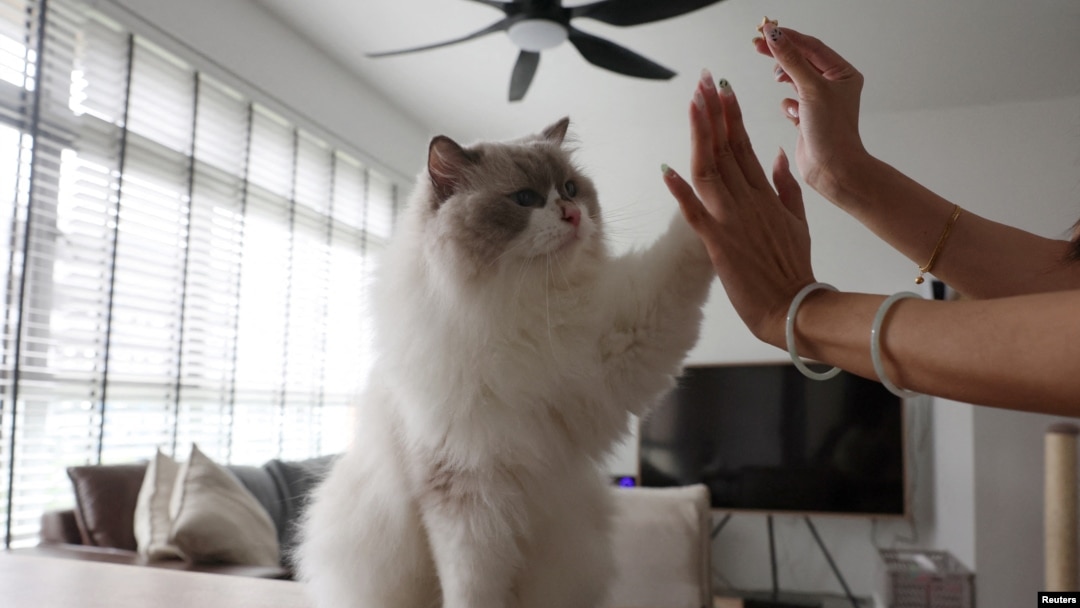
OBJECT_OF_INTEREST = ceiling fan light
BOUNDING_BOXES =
[507,19,568,52]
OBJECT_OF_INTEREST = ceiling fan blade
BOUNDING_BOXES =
[509,50,540,102]
[567,28,675,80]
[463,0,518,10]
[367,16,516,58]
[571,0,724,27]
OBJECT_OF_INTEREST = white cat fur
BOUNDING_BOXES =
[297,118,714,608]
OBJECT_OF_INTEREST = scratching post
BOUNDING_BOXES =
[1046,422,1079,591]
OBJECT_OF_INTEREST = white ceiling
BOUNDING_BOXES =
[254,0,1080,145]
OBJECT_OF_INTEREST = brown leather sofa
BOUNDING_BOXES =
[20,455,337,579]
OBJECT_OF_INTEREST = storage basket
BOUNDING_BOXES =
[879,549,974,608]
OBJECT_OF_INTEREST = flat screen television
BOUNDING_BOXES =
[638,362,907,517]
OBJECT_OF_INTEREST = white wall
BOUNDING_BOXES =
[972,408,1064,608]
[595,94,1080,603]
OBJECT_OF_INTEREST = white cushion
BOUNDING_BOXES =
[167,444,281,567]
[608,484,712,608]
[133,448,183,560]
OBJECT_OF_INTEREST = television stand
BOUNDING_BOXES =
[711,514,859,608]
[743,597,822,608]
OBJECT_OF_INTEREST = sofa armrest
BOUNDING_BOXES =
[40,510,83,545]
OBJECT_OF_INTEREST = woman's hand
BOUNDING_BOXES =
[753,23,869,200]
[662,71,816,347]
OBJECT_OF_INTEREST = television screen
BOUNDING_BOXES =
[638,362,907,516]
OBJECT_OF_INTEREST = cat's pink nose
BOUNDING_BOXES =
[562,205,581,228]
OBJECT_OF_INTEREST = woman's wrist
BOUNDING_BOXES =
[784,289,883,373]
[765,286,839,352]
[809,150,881,210]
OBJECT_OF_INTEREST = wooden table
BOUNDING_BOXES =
[1,551,741,608]
[0,552,312,608]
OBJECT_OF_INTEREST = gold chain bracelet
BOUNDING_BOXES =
[916,204,962,285]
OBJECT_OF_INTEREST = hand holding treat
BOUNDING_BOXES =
[755,16,777,35]
[752,18,870,203]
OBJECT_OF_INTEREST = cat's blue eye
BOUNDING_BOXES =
[564,180,577,198]
[512,189,544,208]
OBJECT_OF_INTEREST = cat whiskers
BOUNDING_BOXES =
[487,239,534,310]
[511,255,532,307]
[483,238,531,272]
[544,255,556,357]
[550,250,571,292]
[597,207,666,250]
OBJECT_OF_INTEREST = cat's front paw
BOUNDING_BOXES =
[666,212,712,266]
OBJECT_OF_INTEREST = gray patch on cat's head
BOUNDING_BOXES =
[417,118,602,279]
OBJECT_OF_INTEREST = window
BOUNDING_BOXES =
[0,0,400,548]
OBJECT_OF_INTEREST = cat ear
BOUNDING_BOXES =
[428,135,472,204]
[540,117,570,145]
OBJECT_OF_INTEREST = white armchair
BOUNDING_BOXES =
[607,484,713,608]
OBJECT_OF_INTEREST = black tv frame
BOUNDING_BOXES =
[637,361,911,520]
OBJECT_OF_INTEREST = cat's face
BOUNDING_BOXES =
[418,118,603,280]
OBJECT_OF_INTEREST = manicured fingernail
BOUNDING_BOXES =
[692,89,705,109]
[786,105,799,119]
[774,66,786,81]
[661,163,673,176]
[700,68,716,92]
[717,78,732,96]
[763,22,782,42]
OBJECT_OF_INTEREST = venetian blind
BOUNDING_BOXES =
[0,0,399,547]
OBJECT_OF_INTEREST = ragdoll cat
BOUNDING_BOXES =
[297,118,714,608]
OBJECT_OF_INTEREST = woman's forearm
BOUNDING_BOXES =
[822,155,1080,298]
[786,288,1080,414]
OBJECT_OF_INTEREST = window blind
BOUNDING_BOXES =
[0,0,400,548]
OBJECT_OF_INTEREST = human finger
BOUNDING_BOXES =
[780,98,800,125]
[777,28,860,81]
[688,89,717,185]
[690,78,744,196]
[752,36,771,58]
[760,23,823,95]
[696,70,730,172]
[764,24,861,88]
[772,148,805,222]
[757,26,855,78]
[662,164,717,227]
[773,64,792,85]
[715,79,770,191]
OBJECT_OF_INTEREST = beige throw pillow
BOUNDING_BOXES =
[168,444,280,567]
[133,448,183,560]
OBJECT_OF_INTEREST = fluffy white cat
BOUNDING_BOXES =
[297,118,714,608]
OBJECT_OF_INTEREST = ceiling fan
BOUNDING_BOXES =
[368,0,727,102]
